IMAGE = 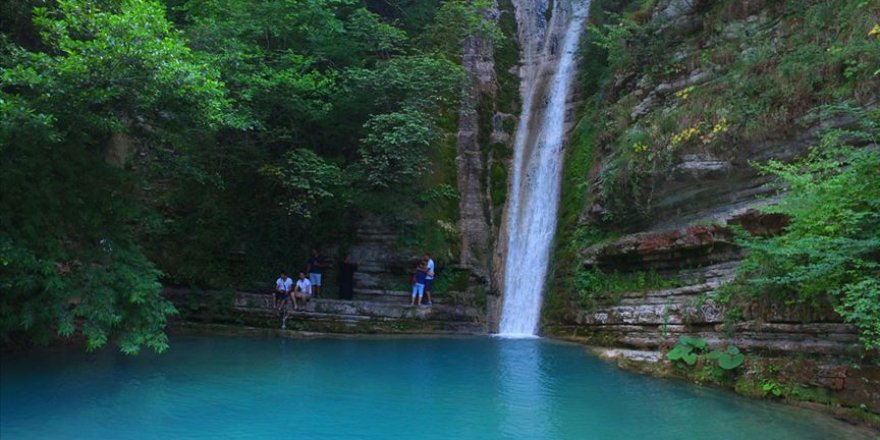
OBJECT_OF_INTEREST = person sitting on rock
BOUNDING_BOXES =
[293,271,312,310]
[274,271,293,314]
[410,261,427,307]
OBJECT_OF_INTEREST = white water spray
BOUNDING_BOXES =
[498,0,590,337]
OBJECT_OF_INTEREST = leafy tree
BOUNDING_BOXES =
[9,0,231,141]
[0,140,179,354]
[260,148,343,218]
[736,106,880,349]
[345,55,463,187]
[1,0,474,353]
[424,0,503,59]
[0,0,230,353]
[358,108,438,187]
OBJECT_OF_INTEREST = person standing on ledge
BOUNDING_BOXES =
[410,260,427,307]
[293,271,312,310]
[307,248,326,298]
[337,253,358,300]
[424,253,435,306]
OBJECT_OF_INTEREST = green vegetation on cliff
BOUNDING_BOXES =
[732,107,880,349]
[550,0,879,349]
[586,0,878,224]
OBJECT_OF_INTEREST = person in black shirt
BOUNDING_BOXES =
[337,253,358,300]
[307,248,326,298]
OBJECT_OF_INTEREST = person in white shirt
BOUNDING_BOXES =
[423,253,435,306]
[293,271,312,310]
[274,271,293,313]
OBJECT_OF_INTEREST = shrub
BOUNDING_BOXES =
[736,106,880,349]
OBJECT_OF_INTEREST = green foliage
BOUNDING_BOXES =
[0,90,57,149]
[0,142,177,353]
[425,0,503,59]
[1,0,473,352]
[667,336,705,366]
[736,375,839,405]
[580,0,880,223]
[705,344,745,370]
[359,108,439,188]
[545,0,652,321]
[735,107,880,349]
[418,184,459,204]
[762,380,785,398]
[342,8,409,61]
[347,54,463,187]
[575,268,681,296]
[575,267,680,307]
[11,0,232,137]
[432,269,469,295]
[260,149,343,218]
[544,107,605,320]
[0,0,232,353]
[667,336,745,371]
[587,13,658,75]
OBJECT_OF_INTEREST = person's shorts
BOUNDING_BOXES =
[424,278,434,291]
[275,291,289,302]
[411,283,424,297]
[294,290,312,299]
[309,273,322,286]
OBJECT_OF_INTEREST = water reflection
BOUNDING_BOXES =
[2,336,874,440]
[497,339,556,438]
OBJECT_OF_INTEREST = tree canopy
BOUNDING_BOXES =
[0,0,494,352]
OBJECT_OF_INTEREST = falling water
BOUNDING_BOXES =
[499,0,590,337]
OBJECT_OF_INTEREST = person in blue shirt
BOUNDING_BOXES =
[410,261,428,306]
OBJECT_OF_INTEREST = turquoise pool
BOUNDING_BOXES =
[1,335,873,439]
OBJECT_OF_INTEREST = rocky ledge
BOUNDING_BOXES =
[548,211,879,419]
[164,288,486,335]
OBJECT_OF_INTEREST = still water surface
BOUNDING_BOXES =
[1,335,873,439]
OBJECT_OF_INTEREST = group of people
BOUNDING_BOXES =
[273,270,312,312]
[273,249,347,316]
[272,249,436,326]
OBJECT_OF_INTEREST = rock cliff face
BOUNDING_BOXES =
[347,215,413,291]
[543,0,879,422]
[456,24,496,283]
[546,219,880,415]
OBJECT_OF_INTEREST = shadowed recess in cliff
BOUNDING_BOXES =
[499,0,590,337]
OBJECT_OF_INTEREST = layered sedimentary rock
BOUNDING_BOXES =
[165,288,485,335]
[545,0,879,418]
[346,215,414,291]
[547,224,879,413]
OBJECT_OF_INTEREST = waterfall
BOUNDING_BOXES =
[498,0,590,337]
